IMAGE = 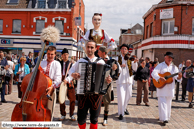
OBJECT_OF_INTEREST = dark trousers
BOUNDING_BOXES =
[1,83,6,101]
[17,82,22,98]
[77,94,102,125]
[5,74,13,94]
[175,81,180,100]
[182,79,188,100]
[60,88,76,117]
[136,80,149,104]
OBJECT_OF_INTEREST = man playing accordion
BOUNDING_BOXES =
[64,40,112,129]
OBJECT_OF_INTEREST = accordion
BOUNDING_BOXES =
[77,62,111,95]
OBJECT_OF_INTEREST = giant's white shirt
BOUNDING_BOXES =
[115,55,138,84]
[66,56,105,83]
[151,62,180,97]
[40,60,62,88]
[80,29,117,50]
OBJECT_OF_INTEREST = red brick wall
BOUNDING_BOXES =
[120,34,143,45]
[144,4,194,39]
[154,48,194,66]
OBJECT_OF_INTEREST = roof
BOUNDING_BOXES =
[143,0,194,19]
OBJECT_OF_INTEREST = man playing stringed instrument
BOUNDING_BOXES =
[151,52,182,126]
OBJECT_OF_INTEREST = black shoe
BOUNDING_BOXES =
[1,100,7,103]
[124,109,129,115]
[164,120,168,123]
[160,121,166,126]
[181,99,185,101]
[0,101,2,105]
[188,103,193,108]
[118,114,123,120]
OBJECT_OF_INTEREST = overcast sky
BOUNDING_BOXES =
[83,0,160,40]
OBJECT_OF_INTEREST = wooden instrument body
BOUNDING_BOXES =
[11,69,52,129]
[153,72,173,89]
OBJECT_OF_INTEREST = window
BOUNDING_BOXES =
[7,0,19,4]
[55,20,64,34]
[0,20,3,33]
[12,20,21,33]
[136,29,142,34]
[162,19,174,35]
[146,25,149,38]
[150,23,153,37]
[192,19,194,35]
[38,0,46,8]
[48,0,56,8]
[58,0,67,8]
[36,20,45,34]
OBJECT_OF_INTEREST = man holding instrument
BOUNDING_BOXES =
[64,40,112,129]
[42,46,62,119]
[151,52,182,126]
[59,48,76,121]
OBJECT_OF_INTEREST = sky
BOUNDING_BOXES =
[83,0,160,40]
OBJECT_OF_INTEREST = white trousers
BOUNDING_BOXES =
[158,96,173,121]
[117,83,132,116]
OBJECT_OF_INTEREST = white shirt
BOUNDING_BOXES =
[7,60,14,74]
[179,63,185,72]
[80,29,117,50]
[40,60,62,88]
[66,56,105,83]
[151,62,180,97]
[18,67,25,82]
[116,55,137,84]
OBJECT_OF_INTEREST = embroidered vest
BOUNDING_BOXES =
[118,55,133,76]
[88,29,105,45]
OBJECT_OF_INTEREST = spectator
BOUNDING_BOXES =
[145,57,150,68]
[5,55,15,95]
[26,52,33,71]
[18,52,25,63]
[182,60,191,101]
[34,52,40,65]
[0,51,9,104]
[135,59,150,106]
[179,61,185,72]
[14,57,30,98]
[149,61,157,98]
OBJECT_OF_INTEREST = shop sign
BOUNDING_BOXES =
[160,8,173,19]
[0,39,13,46]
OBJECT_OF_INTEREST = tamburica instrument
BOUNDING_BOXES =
[77,62,111,95]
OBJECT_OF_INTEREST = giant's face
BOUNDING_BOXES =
[92,15,102,28]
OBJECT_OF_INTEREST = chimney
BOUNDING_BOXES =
[127,28,131,34]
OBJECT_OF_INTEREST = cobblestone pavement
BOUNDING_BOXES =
[0,82,194,129]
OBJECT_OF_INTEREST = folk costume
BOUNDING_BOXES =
[39,59,62,120]
[116,44,138,119]
[79,29,116,51]
[65,56,105,129]
[98,46,118,126]
[151,52,180,124]
[59,48,76,121]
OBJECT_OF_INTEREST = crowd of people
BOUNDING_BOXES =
[1,13,194,129]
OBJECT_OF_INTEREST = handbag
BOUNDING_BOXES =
[13,65,19,82]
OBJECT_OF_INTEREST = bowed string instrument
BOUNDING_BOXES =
[11,26,60,129]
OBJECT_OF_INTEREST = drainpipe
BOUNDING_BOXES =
[180,5,182,34]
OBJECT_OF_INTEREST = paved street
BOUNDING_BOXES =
[0,82,194,129]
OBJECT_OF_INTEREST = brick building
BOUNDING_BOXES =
[119,23,143,57]
[139,0,194,65]
[0,0,85,60]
